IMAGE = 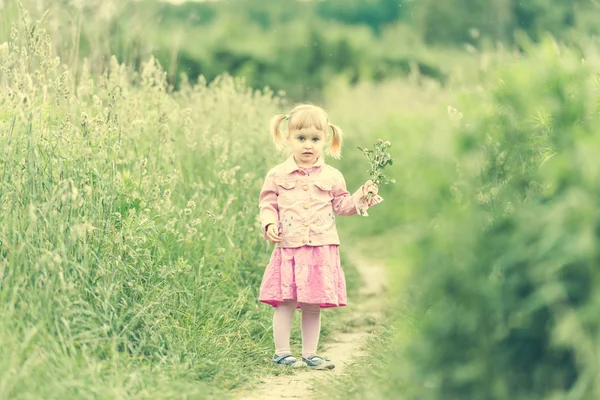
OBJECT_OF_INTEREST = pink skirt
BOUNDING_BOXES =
[259,245,347,308]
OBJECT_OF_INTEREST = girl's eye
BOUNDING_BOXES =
[298,137,305,141]
[312,138,320,142]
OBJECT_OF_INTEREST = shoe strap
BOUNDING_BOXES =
[306,355,328,361]
[274,353,297,363]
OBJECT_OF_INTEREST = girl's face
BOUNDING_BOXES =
[288,127,326,167]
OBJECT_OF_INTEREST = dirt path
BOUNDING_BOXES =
[234,247,388,400]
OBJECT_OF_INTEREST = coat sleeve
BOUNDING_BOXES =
[332,172,383,217]
[331,173,363,216]
[259,169,279,234]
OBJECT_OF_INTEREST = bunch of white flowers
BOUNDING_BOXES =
[357,139,395,215]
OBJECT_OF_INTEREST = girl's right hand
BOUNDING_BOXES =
[265,224,282,244]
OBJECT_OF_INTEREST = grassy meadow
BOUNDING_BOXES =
[3,1,600,399]
[0,10,361,398]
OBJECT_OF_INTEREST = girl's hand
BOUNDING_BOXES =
[363,180,379,196]
[265,224,282,244]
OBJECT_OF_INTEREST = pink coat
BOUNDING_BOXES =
[259,155,379,248]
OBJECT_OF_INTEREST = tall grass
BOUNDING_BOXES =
[0,11,362,399]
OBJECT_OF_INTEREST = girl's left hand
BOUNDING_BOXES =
[363,180,378,196]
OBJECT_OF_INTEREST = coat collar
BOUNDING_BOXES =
[282,154,325,174]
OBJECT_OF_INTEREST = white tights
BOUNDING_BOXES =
[273,300,321,359]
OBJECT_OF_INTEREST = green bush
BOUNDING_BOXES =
[316,0,408,32]
[319,40,600,400]
[413,0,591,46]
[403,41,600,399]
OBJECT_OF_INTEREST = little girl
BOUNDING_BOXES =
[258,104,381,370]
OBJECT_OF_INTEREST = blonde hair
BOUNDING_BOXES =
[270,104,344,159]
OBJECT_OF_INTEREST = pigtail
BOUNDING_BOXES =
[269,114,287,150]
[328,122,344,159]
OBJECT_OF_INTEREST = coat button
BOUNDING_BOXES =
[303,222,309,227]
[284,183,289,188]
[302,239,307,244]
[303,204,309,209]
[303,185,308,191]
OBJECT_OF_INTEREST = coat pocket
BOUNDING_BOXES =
[313,180,334,203]
[275,180,298,206]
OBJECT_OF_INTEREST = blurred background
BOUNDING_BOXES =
[2,0,599,102]
[2,1,600,399]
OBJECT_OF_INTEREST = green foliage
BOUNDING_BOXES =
[139,5,442,101]
[321,40,600,400]
[513,0,577,40]
[414,0,510,44]
[0,0,447,102]
[413,0,593,45]
[0,14,357,398]
[407,41,600,400]
[357,140,395,186]
[4,0,597,105]
[317,0,409,32]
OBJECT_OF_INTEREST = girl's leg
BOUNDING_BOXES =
[299,302,321,358]
[273,300,298,355]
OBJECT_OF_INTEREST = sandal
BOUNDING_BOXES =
[271,353,307,368]
[302,355,335,370]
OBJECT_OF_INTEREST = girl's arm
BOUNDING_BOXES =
[259,170,279,235]
[332,173,380,216]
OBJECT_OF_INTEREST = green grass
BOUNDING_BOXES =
[0,14,362,399]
